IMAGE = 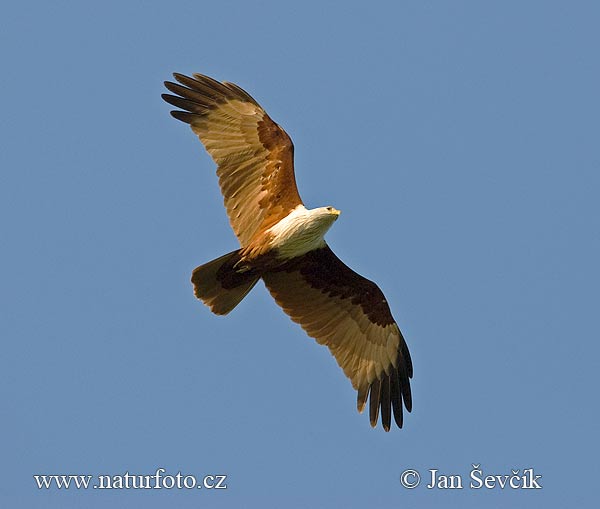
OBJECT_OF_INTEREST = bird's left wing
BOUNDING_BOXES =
[162,73,303,247]
[261,246,413,431]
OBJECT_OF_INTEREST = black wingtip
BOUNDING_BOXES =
[369,379,381,428]
[390,370,403,428]
[381,377,392,432]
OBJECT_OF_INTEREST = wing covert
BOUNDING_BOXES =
[261,246,413,430]
[162,73,303,246]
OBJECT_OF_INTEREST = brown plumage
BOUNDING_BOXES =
[262,247,413,430]
[164,73,301,245]
[162,73,413,430]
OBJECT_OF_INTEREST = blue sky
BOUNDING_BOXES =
[2,1,599,507]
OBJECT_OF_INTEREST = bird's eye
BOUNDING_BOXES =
[326,207,332,211]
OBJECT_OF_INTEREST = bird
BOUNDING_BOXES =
[162,72,413,431]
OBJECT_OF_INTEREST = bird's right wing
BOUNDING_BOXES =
[162,73,303,246]
[262,246,413,431]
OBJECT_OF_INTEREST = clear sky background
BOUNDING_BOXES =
[2,1,599,507]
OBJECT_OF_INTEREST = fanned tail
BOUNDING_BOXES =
[191,250,259,315]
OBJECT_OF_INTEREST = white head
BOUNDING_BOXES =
[307,206,341,235]
[314,205,341,220]
[300,205,340,241]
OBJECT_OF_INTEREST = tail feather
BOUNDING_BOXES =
[191,250,259,315]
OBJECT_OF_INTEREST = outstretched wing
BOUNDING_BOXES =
[262,246,412,431]
[162,73,303,246]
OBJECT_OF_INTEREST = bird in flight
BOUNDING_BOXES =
[162,73,413,430]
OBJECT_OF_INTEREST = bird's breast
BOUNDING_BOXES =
[266,208,330,260]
